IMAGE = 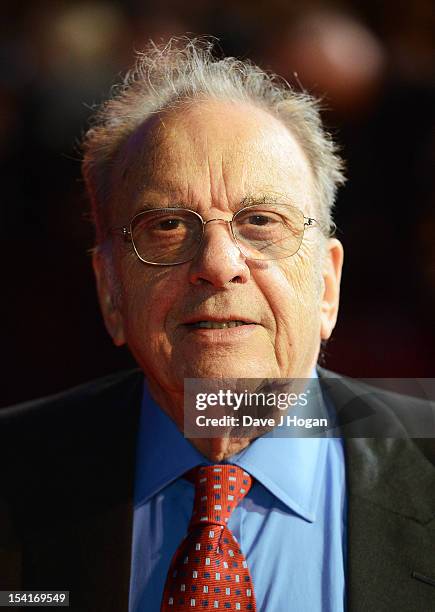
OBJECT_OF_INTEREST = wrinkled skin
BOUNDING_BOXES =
[93,100,343,460]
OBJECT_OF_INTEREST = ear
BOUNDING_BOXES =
[320,238,344,340]
[92,249,126,347]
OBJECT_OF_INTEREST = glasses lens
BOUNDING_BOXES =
[131,209,202,264]
[233,205,305,260]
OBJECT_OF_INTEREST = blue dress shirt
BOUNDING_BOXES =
[129,375,347,612]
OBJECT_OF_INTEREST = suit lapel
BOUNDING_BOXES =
[345,437,435,611]
[318,371,435,610]
[74,498,135,612]
[73,372,142,611]
[21,498,134,612]
[15,370,144,611]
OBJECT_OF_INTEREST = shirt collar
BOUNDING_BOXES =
[134,382,210,507]
[224,431,327,523]
[134,370,329,523]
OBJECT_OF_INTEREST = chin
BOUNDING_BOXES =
[180,357,279,380]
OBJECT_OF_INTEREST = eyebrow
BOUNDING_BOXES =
[134,201,187,215]
[239,193,294,209]
[134,193,293,216]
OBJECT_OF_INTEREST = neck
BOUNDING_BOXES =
[146,377,257,461]
[188,436,254,462]
[146,363,317,462]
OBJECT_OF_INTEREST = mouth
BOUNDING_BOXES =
[180,316,260,343]
[185,320,253,330]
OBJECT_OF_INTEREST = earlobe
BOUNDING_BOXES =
[92,249,126,347]
[320,238,344,341]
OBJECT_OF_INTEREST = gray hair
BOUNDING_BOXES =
[82,37,345,245]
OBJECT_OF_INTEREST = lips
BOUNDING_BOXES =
[185,320,251,329]
[182,316,258,330]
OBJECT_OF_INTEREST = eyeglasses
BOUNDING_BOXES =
[111,204,319,266]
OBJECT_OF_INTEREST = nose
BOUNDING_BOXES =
[188,219,250,287]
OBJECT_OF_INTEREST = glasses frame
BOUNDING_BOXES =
[111,204,320,266]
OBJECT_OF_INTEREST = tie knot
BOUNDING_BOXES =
[189,465,252,528]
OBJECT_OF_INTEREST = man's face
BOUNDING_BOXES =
[94,100,343,421]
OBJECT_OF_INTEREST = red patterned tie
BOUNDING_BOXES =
[161,465,257,611]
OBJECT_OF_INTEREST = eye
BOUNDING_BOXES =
[245,214,274,226]
[135,214,190,234]
[157,218,183,231]
[236,209,282,229]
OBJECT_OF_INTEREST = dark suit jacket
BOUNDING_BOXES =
[1,369,434,611]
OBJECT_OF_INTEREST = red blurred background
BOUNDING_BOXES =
[1,0,434,406]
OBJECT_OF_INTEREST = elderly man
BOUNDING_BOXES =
[1,40,434,612]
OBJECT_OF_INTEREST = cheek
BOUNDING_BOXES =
[253,255,321,346]
[118,259,180,342]
[260,255,319,315]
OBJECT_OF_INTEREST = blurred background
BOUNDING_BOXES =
[1,0,434,406]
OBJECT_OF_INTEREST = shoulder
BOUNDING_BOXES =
[318,367,435,466]
[0,368,144,431]
[0,370,145,533]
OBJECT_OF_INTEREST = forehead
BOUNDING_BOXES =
[112,99,315,218]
